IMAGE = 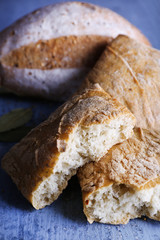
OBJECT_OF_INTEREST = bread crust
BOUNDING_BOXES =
[1,84,135,208]
[83,35,160,131]
[0,2,150,100]
[78,128,160,224]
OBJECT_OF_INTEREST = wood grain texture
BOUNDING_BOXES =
[0,0,160,239]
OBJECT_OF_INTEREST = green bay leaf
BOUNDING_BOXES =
[0,126,33,142]
[0,108,32,133]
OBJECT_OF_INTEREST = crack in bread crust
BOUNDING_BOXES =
[1,35,109,70]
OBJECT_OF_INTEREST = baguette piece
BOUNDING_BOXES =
[1,84,135,209]
[78,128,160,224]
[0,2,150,100]
[82,35,160,131]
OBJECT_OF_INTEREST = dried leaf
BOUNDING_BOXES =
[0,126,33,142]
[0,108,32,133]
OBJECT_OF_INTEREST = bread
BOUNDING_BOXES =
[78,35,160,224]
[1,84,135,209]
[0,2,150,101]
[78,128,160,224]
[82,35,160,131]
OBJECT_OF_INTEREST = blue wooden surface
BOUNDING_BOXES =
[0,0,160,239]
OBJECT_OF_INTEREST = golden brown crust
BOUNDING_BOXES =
[82,35,160,131]
[1,35,109,70]
[78,127,160,203]
[1,84,133,204]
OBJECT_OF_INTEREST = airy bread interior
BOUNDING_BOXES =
[32,116,134,209]
[85,183,160,224]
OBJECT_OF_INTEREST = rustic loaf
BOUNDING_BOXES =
[1,84,135,209]
[78,128,160,224]
[0,2,150,101]
[82,35,160,131]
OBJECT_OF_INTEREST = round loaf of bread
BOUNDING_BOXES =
[0,2,150,100]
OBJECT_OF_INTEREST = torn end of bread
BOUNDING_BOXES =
[78,128,160,224]
[2,84,135,209]
[84,182,160,224]
[32,119,134,209]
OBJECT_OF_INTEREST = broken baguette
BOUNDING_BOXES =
[1,84,135,209]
